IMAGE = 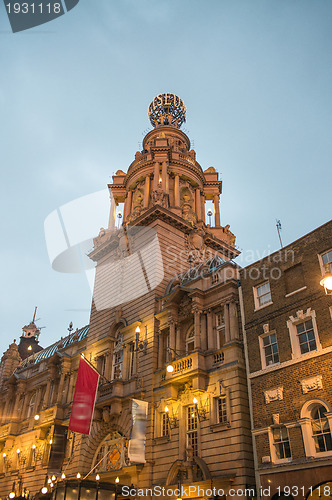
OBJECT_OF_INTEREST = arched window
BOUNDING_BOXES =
[311,404,332,453]
[93,432,127,472]
[112,331,124,380]
[186,325,195,354]
[300,400,332,457]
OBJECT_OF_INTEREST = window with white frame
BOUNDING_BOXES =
[300,400,332,458]
[187,405,198,456]
[186,325,195,354]
[287,309,321,359]
[259,332,279,369]
[254,281,272,309]
[311,405,332,453]
[272,426,291,460]
[320,249,332,274]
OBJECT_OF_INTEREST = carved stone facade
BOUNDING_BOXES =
[0,95,252,499]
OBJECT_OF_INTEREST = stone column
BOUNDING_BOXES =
[175,324,181,354]
[162,162,168,192]
[194,309,201,350]
[123,190,132,221]
[43,378,52,410]
[158,333,164,369]
[12,387,24,420]
[144,175,150,207]
[299,418,315,457]
[229,302,239,340]
[214,194,220,226]
[195,188,201,220]
[224,304,230,343]
[200,312,207,351]
[201,194,205,223]
[153,162,160,190]
[207,309,214,350]
[104,349,112,380]
[174,174,180,206]
[57,368,69,405]
[108,192,116,230]
[169,321,176,358]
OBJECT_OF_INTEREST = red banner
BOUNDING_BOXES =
[69,357,100,435]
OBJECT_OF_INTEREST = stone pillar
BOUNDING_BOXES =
[174,174,180,206]
[200,312,207,351]
[34,387,42,413]
[123,190,132,221]
[43,378,52,410]
[104,349,112,380]
[153,162,160,190]
[175,324,181,354]
[214,194,220,226]
[207,309,214,350]
[195,188,201,220]
[201,194,205,223]
[144,175,150,207]
[108,192,116,230]
[158,333,164,369]
[162,162,167,192]
[224,304,230,343]
[169,321,176,358]
[12,387,24,420]
[194,309,201,350]
[229,302,239,340]
[57,368,69,405]
[299,418,315,457]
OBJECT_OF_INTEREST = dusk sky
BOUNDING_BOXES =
[0,0,331,358]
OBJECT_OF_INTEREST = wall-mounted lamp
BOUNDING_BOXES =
[135,326,148,355]
[164,404,179,429]
[207,209,212,226]
[193,396,208,421]
[320,272,332,295]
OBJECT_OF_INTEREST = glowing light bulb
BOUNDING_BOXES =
[28,345,32,351]
[115,477,120,483]
[9,493,15,499]
[32,444,36,450]
[193,397,198,404]
[51,475,56,481]
[96,474,100,481]
[77,472,81,479]
[2,453,6,458]
[34,414,40,421]
[16,448,20,454]
[41,487,48,494]
[135,326,140,333]
[50,483,54,488]
[61,473,66,480]
[164,406,169,412]
[321,274,332,291]
[48,479,52,484]
[166,364,174,373]
[49,439,53,445]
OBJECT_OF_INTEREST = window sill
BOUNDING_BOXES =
[262,361,280,370]
[154,436,170,443]
[254,302,273,312]
[273,457,292,465]
[210,421,231,432]
[285,286,307,298]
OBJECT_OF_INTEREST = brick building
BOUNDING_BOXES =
[0,94,255,499]
[239,220,332,499]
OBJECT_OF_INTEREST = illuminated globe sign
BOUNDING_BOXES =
[148,93,186,129]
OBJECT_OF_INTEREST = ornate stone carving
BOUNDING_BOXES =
[151,182,169,208]
[264,386,283,404]
[300,375,323,394]
[178,295,192,319]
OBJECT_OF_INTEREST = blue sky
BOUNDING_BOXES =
[0,0,331,357]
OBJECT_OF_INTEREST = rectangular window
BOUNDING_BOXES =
[97,355,106,376]
[217,395,227,423]
[187,406,198,456]
[322,250,332,273]
[262,334,279,366]
[254,282,272,309]
[161,413,169,437]
[273,427,291,460]
[296,319,317,354]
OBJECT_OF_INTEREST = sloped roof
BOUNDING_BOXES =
[18,325,89,370]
